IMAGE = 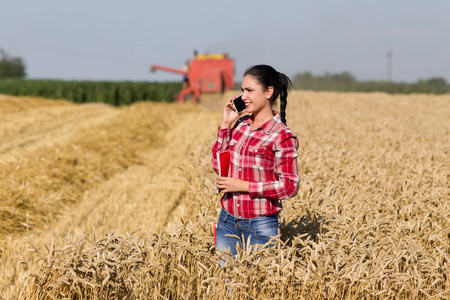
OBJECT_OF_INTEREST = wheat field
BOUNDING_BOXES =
[0,91,448,299]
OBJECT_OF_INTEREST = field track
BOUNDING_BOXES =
[0,91,449,299]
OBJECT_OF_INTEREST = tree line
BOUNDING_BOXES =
[291,71,450,94]
[0,49,26,78]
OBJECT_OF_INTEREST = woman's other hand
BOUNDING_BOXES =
[216,177,249,193]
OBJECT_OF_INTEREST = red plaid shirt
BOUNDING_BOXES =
[212,112,300,218]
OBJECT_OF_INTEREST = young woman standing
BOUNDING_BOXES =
[212,64,300,258]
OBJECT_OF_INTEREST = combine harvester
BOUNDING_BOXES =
[150,52,235,105]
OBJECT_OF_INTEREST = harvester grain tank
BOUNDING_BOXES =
[150,52,234,103]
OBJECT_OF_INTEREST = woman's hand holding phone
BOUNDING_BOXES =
[220,95,244,129]
[232,95,246,114]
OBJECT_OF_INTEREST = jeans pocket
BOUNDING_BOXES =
[217,210,228,227]
[252,222,279,241]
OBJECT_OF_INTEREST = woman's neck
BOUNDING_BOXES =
[252,108,274,130]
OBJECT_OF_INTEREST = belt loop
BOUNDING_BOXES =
[223,209,229,223]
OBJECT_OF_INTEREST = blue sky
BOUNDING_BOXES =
[1,0,449,83]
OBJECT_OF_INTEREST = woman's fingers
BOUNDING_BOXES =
[216,177,248,193]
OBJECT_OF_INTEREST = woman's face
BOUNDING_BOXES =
[241,75,273,114]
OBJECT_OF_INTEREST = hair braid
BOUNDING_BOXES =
[278,72,290,125]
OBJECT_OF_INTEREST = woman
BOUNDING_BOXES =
[212,64,300,258]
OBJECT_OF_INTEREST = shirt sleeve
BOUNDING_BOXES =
[248,133,300,199]
[211,127,231,175]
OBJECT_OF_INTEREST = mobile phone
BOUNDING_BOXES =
[232,95,246,114]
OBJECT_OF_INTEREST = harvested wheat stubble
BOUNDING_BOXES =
[2,91,450,299]
[0,94,70,113]
[0,104,118,159]
[0,98,219,298]
[0,98,171,251]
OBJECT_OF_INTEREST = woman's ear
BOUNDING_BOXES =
[265,86,274,99]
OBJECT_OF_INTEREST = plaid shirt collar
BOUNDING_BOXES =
[241,111,282,135]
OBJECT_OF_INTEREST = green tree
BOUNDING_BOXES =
[420,77,447,86]
[0,49,27,78]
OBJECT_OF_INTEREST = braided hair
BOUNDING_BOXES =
[243,64,292,125]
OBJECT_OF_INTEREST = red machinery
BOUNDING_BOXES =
[151,53,235,103]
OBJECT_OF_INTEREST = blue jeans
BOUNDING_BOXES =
[215,209,279,258]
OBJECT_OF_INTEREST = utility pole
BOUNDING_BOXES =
[387,49,393,82]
